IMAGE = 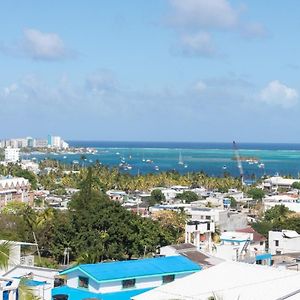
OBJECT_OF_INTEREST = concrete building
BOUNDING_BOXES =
[133,261,300,300]
[33,139,48,148]
[187,207,248,232]
[3,265,59,300]
[0,176,33,208]
[212,231,271,265]
[263,176,300,190]
[185,220,215,251]
[52,256,201,300]
[4,147,20,163]
[269,230,300,255]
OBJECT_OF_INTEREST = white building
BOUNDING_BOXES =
[52,256,201,299]
[185,220,215,251]
[4,147,20,163]
[269,230,300,255]
[0,176,33,208]
[0,276,19,300]
[212,231,270,264]
[264,195,300,212]
[133,261,300,300]
[3,265,59,300]
[187,207,248,232]
[263,176,300,190]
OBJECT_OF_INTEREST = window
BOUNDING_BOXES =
[207,222,211,231]
[260,241,264,246]
[78,276,89,289]
[122,279,136,289]
[275,240,279,247]
[162,274,175,284]
[54,278,65,288]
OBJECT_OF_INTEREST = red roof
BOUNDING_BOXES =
[236,227,266,242]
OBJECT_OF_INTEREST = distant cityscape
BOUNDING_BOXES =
[0,135,69,150]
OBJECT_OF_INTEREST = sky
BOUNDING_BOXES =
[0,0,300,142]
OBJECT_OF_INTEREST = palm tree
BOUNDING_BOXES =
[0,242,38,300]
[0,241,10,270]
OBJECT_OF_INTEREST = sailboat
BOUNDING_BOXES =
[178,151,184,165]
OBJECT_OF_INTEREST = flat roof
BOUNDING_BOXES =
[133,261,300,300]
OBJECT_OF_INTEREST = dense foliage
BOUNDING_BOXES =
[176,191,199,203]
[252,205,300,237]
[0,168,176,265]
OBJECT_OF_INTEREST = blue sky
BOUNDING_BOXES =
[1,0,300,142]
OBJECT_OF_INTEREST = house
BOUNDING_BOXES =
[185,220,215,251]
[52,256,201,300]
[263,176,300,190]
[160,243,224,269]
[132,261,300,300]
[186,207,247,232]
[264,195,300,212]
[106,190,128,203]
[0,276,19,300]
[0,240,37,275]
[0,176,33,208]
[3,265,59,300]
[269,230,300,255]
[212,231,271,265]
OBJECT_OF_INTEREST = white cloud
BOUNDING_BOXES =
[179,32,215,57]
[260,80,298,108]
[2,83,18,97]
[167,0,267,58]
[241,22,268,38]
[85,70,118,95]
[194,80,207,92]
[22,28,67,60]
[168,0,238,29]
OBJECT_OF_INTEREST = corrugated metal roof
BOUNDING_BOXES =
[60,256,201,282]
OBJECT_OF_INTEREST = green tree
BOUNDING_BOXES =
[149,189,166,206]
[176,191,198,203]
[292,181,300,189]
[247,188,265,201]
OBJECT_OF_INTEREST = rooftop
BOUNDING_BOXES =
[60,256,200,283]
[133,261,300,300]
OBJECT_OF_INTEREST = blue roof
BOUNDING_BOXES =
[52,286,152,300]
[60,256,201,282]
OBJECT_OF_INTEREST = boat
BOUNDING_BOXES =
[223,165,227,170]
[146,159,153,164]
[63,156,67,159]
[184,164,188,168]
[258,163,265,168]
[154,165,159,171]
[178,151,184,165]
[89,159,93,163]
[72,160,79,164]
[116,152,120,155]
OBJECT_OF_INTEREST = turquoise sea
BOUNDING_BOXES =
[23,142,300,180]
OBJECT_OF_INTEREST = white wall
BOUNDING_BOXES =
[269,231,300,255]
[66,269,195,294]
[3,266,58,300]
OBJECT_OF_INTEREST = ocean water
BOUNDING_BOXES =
[23,141,300,179]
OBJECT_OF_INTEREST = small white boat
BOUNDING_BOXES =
[258,163,265,168]
[184,164,188,168]
[146,159,153,163]
[154,165,159,171]
[222,165,227,170]
[63,156,67,159]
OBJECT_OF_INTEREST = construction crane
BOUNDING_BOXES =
[233,141,245,186]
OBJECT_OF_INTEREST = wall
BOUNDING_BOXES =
[269,231,300,255]
[66,269,195,294]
